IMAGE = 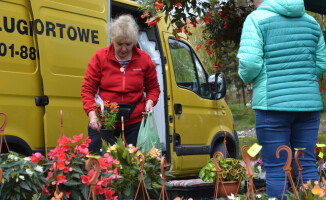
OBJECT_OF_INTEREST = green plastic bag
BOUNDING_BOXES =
[136,112,161,153]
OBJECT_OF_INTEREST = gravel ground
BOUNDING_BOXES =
[237,123,326,138]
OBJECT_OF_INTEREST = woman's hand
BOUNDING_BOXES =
[145,99,154,113]
[88,111,101,132]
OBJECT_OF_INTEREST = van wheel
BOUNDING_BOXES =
[212,142,229,158]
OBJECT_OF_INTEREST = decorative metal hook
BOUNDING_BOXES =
[134,153,150,200]
[276,146,300,200]
[213,151,225,200]
[0,168,3,186]
[52,162,63,199]
[294,150,306,197]
[121,116,127,146]
[159,156,169,200]
[0,113,9,154]
[60,110,65,137]
[241,145,255,200]
[85,158,101,200]
[314,145,324,178]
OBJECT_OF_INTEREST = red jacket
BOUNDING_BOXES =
[81,44,160,126]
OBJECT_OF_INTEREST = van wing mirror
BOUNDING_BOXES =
[211,72,226,100]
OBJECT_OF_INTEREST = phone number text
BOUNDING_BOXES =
[0,43,37,60]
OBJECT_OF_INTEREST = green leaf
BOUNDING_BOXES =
[64,180,81,186]
[20,181,31,191]
[124,183,132,196]
[71,189,83,200]
[13,186,20,193]
[144,176,152,189]
[81,184,89,199]
[71,165,84,174]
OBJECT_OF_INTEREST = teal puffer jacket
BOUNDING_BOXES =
[237,0,326,111]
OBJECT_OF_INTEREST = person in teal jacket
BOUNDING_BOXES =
[237,0,326,198]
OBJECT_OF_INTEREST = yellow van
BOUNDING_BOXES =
[0,0,238,177]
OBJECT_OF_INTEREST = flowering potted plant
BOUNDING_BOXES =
[103,137,163,199]
[286,180,326,200]
[0,151,45,200]
[93,101,119,130]
[33,134,118,200]
[251,156,266,180]
[199,156,245,197]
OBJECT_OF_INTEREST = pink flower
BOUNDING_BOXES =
[57,174,67,184]
[72,133,83,143]
[76,145,89,155]
[30,154,40,164]
[65,191,72,198]
[113,168,118,175]
[62,144,70,151]
[56,160,65,170]
[107,175,113,184]
[257,157,263,166]
[104,188,117,200]
[81,175,89,184]
[63,167,69,173]
[57,153,66,160]
[43,186,49,195]
[57,136,71,145]
[83,137,91,145]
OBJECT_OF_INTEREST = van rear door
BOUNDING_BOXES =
[0,0,43,154]
[30,0,107,150]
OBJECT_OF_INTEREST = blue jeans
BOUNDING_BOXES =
[88,122,141,155]
[255,110,320,199]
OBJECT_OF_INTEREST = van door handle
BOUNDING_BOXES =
[35,96,49,106]
[174,103,182,114]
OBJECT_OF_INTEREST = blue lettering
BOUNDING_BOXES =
[34,19,44,35]
[46,21,56,37]
[77,27,90,42]
[3,17,15,33]
[67,26,77,41]
[91,30,99,44]
[17,19,28,35]
[56,23,65,38]
[29,21,33,36]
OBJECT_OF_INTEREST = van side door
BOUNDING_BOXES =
[30,0,107,150]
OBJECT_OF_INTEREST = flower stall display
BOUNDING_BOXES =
[0,151,45,200]
[35,134,118,200]
[104,137,164,199]
[93,101,119,130]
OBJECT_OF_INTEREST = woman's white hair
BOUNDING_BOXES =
[109,14,139,45]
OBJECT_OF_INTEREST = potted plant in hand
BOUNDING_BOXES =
[93,101,119,144]
[199,155,245,197]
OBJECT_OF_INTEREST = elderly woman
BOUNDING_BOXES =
[81,14,160,154]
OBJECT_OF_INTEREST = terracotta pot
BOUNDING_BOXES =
[100,128,115,144]
[217,180,240,198]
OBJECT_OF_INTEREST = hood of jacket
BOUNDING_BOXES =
[257,0,305,17]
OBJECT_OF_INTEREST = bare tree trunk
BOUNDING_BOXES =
[241,81,246,107]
